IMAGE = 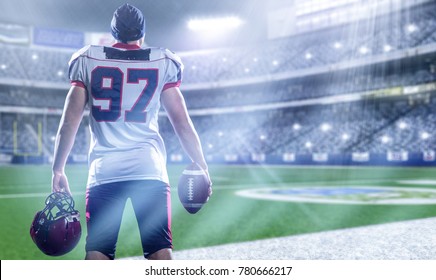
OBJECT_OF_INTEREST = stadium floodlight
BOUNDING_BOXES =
[381,135,390,143]
[260,134,267,141]
[305,141,312,148]
[253,57,258,62]
[406,24,418,33]
[208,143,214,149]
[272,60,279,66]
[57,70,64,77]
[31,54,38,60]
[293,123,301,130]
[421,132,430,140]
[383,44,392,52]
[398,121,407,130]
[244,68,250,73]
[321,123,331,132]
[222,57,228,62]
[0,64,7,70]
[188,16,243,32]
[342,133,350,141]
[359,46,369,54]
[334,42,342,49]
[218,131,223,137]
[305,52,312,60]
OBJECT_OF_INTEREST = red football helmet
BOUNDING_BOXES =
[30,192,81,256]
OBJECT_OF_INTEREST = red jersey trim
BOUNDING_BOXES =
[71,80,86,88]
[163,80,181,91]
[112,43,141,50]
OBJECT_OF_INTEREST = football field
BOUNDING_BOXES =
[1,164,436,260]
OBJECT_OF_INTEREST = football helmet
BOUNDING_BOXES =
[30,192,81,256]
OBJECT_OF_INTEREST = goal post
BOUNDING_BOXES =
[13,121,43,157]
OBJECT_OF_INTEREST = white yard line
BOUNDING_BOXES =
[397,180,436,185]
[0,191,85,199]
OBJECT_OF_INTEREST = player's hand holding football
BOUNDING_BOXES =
[197,162,213,198]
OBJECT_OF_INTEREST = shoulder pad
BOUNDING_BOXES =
[68,45,92,66]
[163,48,182,66]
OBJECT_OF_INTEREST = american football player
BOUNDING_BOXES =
[51,3,211,260]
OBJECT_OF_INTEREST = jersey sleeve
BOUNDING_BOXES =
[68,45,91,89]
[162,49,184,91]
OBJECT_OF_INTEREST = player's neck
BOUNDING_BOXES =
[112,41,141,50]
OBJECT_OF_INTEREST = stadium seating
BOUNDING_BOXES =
[1,1,436,162]
[0,2,435,87]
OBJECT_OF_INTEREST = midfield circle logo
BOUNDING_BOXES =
[236,186,436,205]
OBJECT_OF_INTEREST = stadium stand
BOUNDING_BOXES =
[1,0,436,166]
[0,1,435,86]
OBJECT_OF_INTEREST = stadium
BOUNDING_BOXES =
[1,0,436,260]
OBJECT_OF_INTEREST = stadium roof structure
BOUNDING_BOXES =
[0,0,432,51]
[0,0,268,51]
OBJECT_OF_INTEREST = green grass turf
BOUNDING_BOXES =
[1,164,436,259]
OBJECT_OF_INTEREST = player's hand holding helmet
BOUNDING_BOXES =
[30,192,81,256]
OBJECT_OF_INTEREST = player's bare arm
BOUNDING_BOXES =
[161,86,211,185]
[52,86,87,195]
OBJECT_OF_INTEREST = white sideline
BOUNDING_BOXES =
[0,191,85,199]
[123,217,436,260]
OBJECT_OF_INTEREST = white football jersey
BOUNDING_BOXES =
[69,43,183,188]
